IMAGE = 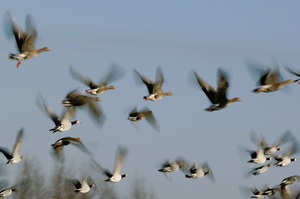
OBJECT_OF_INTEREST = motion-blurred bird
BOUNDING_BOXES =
[72,176,95,194]
[245,58,297,93]
[280,175,300,186]
[37,95,80,133]
[70,64,124,96]
[184,162,215,182]
[62,89,105,126]
[92,146,128,183]
[247,148,272,164]
[51,137,92,161]
[0,128,25,164]
[5,12,50,68]
[127,106,159,131]
[249,163,272,176]
[273,141,299,167]
[133,67,172,101]
[250,130,293,155]
[193,69,241,112]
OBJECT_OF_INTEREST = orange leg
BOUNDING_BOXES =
[16,61,21,68]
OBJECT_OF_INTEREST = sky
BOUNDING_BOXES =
[1,1,300,198]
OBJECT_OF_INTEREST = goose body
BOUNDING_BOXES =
[72,176,95,194]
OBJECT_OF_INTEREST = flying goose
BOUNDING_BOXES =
[273,141,299,167]
[133,67,172,101]
[247,148,272,164]
[62,89,105,126]
[249,163,272,176]
[250,130,293,155]
[0,128,25,164]
[51,137,92,161]
[92,146,128,183]
[184,162,215,182]
[280,175,300,186]
[5,12,50,68]
[70,64,124,96]
[72,176,95,194]
[245,58,297,93]
[193,69,241,112]
[37,95,80,133]
[127,106,159,131]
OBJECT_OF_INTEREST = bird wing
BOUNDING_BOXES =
[65,137,92,155]
[143,110,160,131]
[112,146,127,175]
[86,100,105,126]
[98,63,125,85]
[60,106,76,122]
[7,12,27,53]
[37,95,60,126]
[152,67,164,94]
[214,68,229,103]
[193,71,216,103]
[21,14,37,52]
[0,147,12,160]
[70,67,99,89]
[12,128,24,156]
[133,69,154,94]
[72,179,82,189]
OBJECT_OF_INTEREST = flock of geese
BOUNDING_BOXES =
[1,11,300,199]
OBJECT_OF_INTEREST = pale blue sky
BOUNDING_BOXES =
[1,1,300,198]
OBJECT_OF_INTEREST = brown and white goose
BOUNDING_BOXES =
[70,64,124,96]
[5,12,50,68]
[127,106,159,131]
[193,69,241,112]
[133,67,172,101]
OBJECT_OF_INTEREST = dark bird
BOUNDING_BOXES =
[62,89,105,126]
[193,68,241,112]
[127,106,159,131]
[0,128,25,164]
[37,95,80,133]
[5,12,50,68]
[133,67,172,101]
[51,137,92,161]
[70,63,124,96]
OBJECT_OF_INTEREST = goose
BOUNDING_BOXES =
[273,141,298,167]
[245,58,297,93]
[250,163,272,176]
[0,128,25,164]
[37,95,80,133]
[133,67,172,101]
[262,186,280,197]
[250,130,292,155]
[193,69,241,112]
[0,187,17,198]
[92,146,128,183]
[158,158,187,181]
[70,64,124,96]
[127,107,159,131]
[5,12,50,68]
[51,137,92,160]
[184,162,215,182]
[280,175,300,186]
[62,89,105,126]
[72,176,95,194]
[247,148,272,164]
